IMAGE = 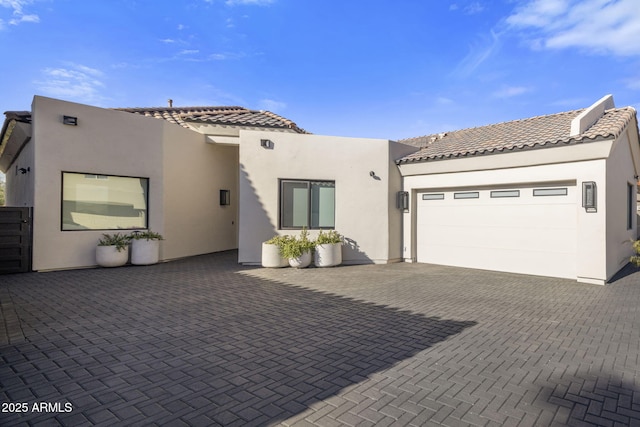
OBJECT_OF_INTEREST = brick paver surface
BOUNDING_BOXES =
[1,251,640,426]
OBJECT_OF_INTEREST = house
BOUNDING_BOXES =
[397,95,639,285]
[0,94,638,285]
[0,95,306,271]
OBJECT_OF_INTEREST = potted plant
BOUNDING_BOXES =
[281,229,315,268]
[262,235,290,268]
[631,239,640,267]
[314,230,343,267]
[96,233,130,267]
[130,230,164,265]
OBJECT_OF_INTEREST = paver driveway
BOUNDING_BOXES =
[1,251,640,426]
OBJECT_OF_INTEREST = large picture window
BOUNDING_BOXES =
[62,172,149,231]
[280,179,335,229]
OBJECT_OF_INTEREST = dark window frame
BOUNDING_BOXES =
[628,183,634,230]
[422,193,445,200]
[279,179,335,230]
[490,190,520,198]
[453,191,479,199]
[533,188,568,197]
[61,171,150,231]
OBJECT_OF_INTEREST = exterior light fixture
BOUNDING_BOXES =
[396,191,409,210]
[582,181,597,212]
[220,189,230,206]
[260,139,273,149]
[63,115,78,126]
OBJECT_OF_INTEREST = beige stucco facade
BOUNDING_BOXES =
[8,96,242,271]
[1,95,638,285]
[237,130,417,265]
[399,132,640,285]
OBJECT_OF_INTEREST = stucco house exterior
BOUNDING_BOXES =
[1,94,638,285]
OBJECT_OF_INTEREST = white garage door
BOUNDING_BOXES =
[416,184,577,279]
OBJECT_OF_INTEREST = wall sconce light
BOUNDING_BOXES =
[220,189,230,206]
[582,181,597,212]
[396,191,409,210]
[260,139,273,149]
[63,115,78,126]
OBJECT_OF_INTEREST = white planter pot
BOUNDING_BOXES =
[262,242,289,268]
[131,239,160,265]
[289,250,312,268]
[96,245,129,268]
[314,243,342,267]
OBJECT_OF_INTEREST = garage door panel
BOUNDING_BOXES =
[417,185,577,279]
[420,224,575,256]
[420,242,575,278]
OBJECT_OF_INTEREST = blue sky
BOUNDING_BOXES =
[1,0,639,141]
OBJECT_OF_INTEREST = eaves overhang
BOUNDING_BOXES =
[0,112,32,173]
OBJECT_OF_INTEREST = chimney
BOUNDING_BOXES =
[570,94,615,137]
[168,99,173,108]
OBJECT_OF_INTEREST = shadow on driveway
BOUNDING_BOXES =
[0,252,475,426]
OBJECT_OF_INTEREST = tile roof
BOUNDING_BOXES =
[114,106,309,133]
[397,107,637,164]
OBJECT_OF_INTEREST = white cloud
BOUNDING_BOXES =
[35,64,107,104]
[0,0,40,28]
[506,0,640,56]
[449,1,484,15]
[625,76,640,91]
[207,52,246,61]
[259,99,286,112]
[464,2,485,15]
[492,85,532,98]
[453,29,502,77]
[436,97,455,105]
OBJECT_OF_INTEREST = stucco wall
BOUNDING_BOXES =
[605,130,639,280]
[238,131,399,265]
[162,124,239,260]
[31,96,165,271]
[5,136,34,207]
[400,145,612,284]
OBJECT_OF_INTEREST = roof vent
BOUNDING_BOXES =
[570,94,615,137]
[168,99,173,108]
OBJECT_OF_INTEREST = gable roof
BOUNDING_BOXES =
[397,107,637,164]
[114,106,309,133]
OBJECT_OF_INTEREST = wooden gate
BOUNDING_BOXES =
[0,207,32,274]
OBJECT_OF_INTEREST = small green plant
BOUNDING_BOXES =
[98,233,130,252]
[315,230,343,245]
[280,229,315,259]
[631,239,640,267]
[265,235,291,246]
[130,230,164,241]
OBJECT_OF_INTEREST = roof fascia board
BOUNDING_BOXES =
[625,113,640,177]
[184,122,241,136]
[398,139,615,177]
[0,120,32,173]
[205,135,239,145]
